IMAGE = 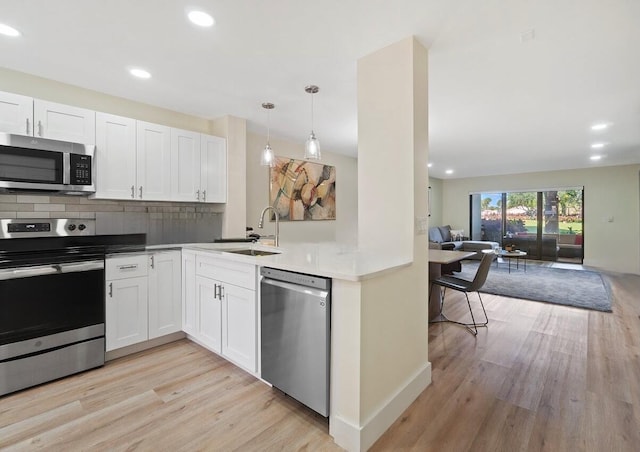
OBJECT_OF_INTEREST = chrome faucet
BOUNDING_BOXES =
[258,206,280,247]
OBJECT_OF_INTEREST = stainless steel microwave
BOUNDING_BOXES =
[0,132,95,195]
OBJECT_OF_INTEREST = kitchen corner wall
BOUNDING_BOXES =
[0,194,223,245]
[245,131,358,245]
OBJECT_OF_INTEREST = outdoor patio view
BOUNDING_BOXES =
[470,188,584,263]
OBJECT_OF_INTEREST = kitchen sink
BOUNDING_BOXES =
[225,248,281,257]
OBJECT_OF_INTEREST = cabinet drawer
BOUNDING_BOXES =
[106,254,148,280]
[196,255,256,290]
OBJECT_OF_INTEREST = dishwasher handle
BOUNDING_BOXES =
[261,277,330,301]
[260,267,331,291]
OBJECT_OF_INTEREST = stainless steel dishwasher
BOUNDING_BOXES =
[260,267,331,417]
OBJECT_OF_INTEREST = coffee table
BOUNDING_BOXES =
[483,249,527,273]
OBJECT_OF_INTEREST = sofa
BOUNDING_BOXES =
[429,225,499,260]
[557,233,583,258]
[503,233,558,261]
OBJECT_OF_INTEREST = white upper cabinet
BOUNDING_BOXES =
[94,112,137,200]
[1,90,227,204]
[0,91,32,135]
[94,115,173,201]
[171,128,202,202]
[0,91,95,144]
[33,100,96,144]
[201,134,227,203]
[170,130,227,203]
[137,121,172,201]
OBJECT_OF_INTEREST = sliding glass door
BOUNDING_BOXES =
[470,193,503,242]
[545,189,584,263]
[470,188,583,263]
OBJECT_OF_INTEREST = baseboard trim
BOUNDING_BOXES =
[330,362,432,451]
[105,331,186,361]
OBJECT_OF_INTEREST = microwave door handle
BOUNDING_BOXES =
[62,153,70,185]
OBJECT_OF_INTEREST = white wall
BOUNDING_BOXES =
[441,164,640,274]
[0,67,211,133]
[245,131,358,245]
[211,116,247,238]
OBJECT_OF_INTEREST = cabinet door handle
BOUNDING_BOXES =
[37,120,43,137]
[150,255,155,269]
[219,285,225,300]
[139,186,143,199]
[196,190,200,201]
[202,190,206,202]
[117,264,138,271]
[109,282,113,297]
[26,118,30,135]
[131,185,135,199]
[213,283,219,300]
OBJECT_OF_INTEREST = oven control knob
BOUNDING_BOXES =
[78,224,86,231]
[67,224,77,231]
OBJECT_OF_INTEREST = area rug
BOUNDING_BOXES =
[456,260,612,312]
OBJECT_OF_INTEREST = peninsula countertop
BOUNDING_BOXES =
[145,242,413,281]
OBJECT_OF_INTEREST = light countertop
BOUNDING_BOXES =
[145,242,412,281]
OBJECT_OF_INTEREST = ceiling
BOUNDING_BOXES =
[1,0,639,179]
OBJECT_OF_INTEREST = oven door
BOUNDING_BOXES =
[0,260,105,348]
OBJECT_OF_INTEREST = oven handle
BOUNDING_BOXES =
[0,265,60,281]
[58,260,105,274]
[0,260,105,280]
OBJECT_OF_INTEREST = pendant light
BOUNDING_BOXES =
[304,85,321,160]
[260,102,275,167]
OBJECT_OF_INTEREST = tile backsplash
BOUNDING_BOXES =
[0,194,223,245]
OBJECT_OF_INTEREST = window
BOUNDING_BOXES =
[470,188,583,263]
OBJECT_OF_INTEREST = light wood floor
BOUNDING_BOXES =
[1,271,639,451]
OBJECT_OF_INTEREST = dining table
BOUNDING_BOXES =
[428,249,476,321]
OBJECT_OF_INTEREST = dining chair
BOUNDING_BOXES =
[429,251,495,335]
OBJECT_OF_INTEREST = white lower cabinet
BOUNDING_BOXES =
[105,255,149,351]
[221,283,256,370]
[182,251,258,373]
[148,251,182,339]
[106,251,181,352]
[196,276,222,353]
[182,251,197,336]
[106,276,149,351]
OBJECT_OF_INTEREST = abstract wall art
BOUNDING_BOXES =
[269,157,336,221]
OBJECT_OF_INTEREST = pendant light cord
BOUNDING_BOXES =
[310,92,314,134]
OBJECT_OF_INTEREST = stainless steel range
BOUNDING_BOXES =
[0,218,145,396]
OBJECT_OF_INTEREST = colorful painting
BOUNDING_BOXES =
[269,157,336,221]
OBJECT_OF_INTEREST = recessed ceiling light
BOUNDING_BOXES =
[445,169,454,175]
[129,68,151,79]
[427,163,433,168]
[0,23,21,37]
[591,123,609,131]
[590,155,602,161]
[590,143,606,149]
[188,10,215,27]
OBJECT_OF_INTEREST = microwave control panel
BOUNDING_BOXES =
[69,154,92,185]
